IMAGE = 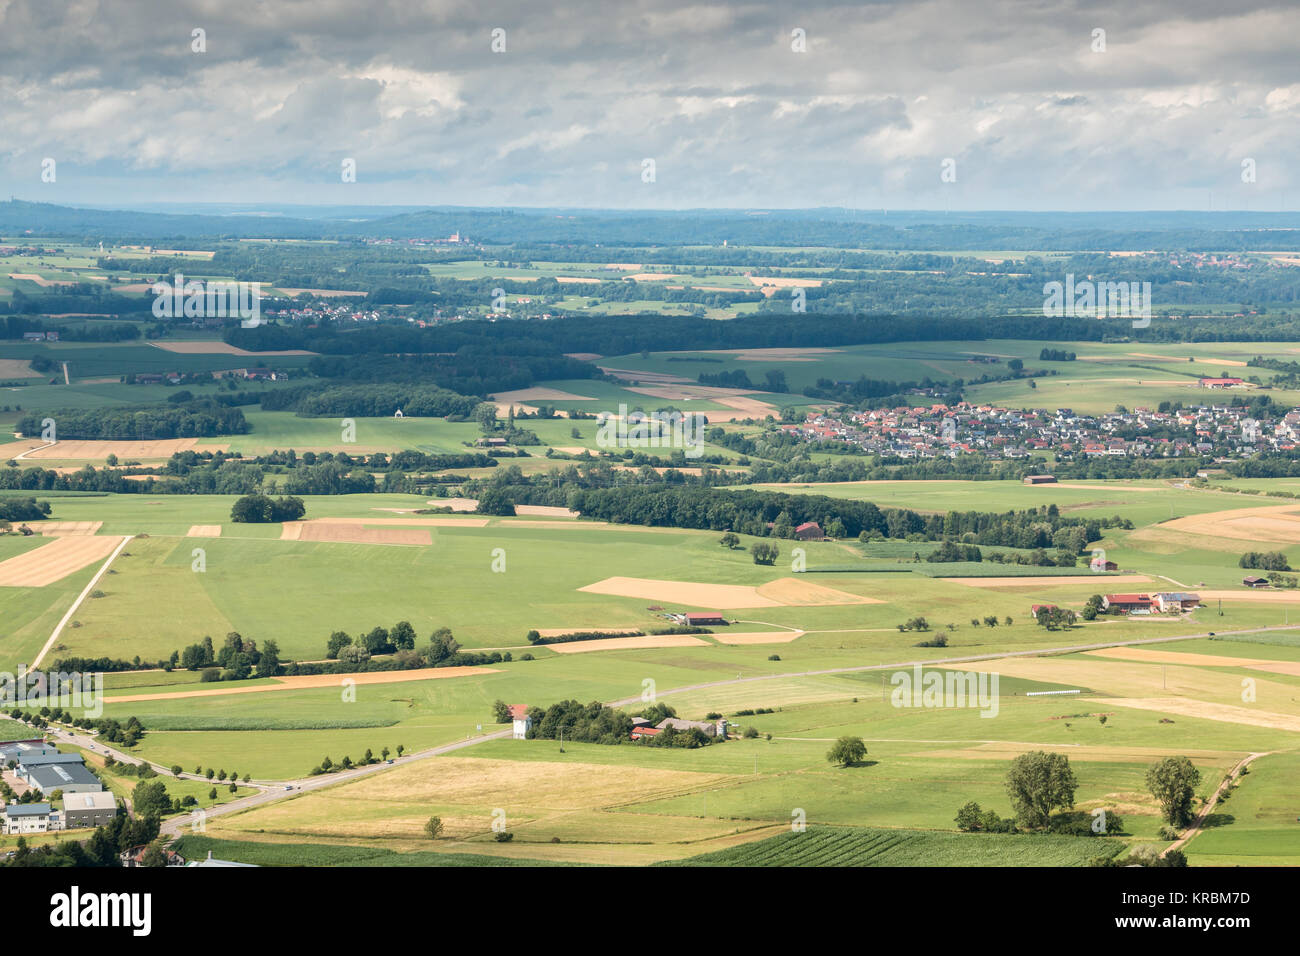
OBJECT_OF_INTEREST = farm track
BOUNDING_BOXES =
[155,620,1297,843]
[1163,751,1271,858]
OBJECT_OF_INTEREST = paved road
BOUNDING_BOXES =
[140,619,1298,839]
[41,722,276,791]
[159,729,513,837]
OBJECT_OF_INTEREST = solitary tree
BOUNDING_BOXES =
[424,816,444,839]
[955,801,984,831]
[826,736,867,768]
[1146,756,1201,827]
[1005,751,1077,829]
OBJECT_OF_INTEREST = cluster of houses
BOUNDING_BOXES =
[19,330,59,342]
[784,399,1293,461]
[1099,592,1203,615]
[1,740,118,834]
[506,706,728,743]
[1031,592,1204,618]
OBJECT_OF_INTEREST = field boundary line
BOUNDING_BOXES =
[31,534,131,669]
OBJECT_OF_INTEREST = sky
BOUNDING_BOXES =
[0,0,1297,211]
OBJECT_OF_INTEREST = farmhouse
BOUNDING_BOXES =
[656,717,728,738]
[1102,593,1155,614]
[630,727,661,740]
[508,704,532,740]
[475,436,508,447]
[794,521,826,541]
[1029,604,1058,616]
[1242,576,1270,588]
[684,611,726,626]
[1199,377,1244,389]
[1154,592,1201,612]
[1022,474,1057,485]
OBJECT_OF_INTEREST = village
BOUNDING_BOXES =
[784,386,1289,462]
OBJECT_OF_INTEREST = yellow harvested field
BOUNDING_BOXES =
[965,655,1298,705]
[187,525,222,538]
[943,574,1152,588]
[912,741,1241,763]
[434,498,578,518]
[492,387,595,403]
[34,521,102,536]
[711,630,805,645]
[564,353,602,361]
[102,666,498,704]
[553,276,601,284]
[1086,646,1300,677]
[0,535,123,587]
[1159,503,1300,544]
[7,273,76,287]
[626,272,682,281]
[24,439,226,460]
[709,396,781,420]
[1195,589,1300,603]
[216,755,733,840]
[578,575,878,608]
[545,635,710,653]
[0,359,38,378]
[755,577,881,606]
[534,627,641,638]
[279,523,303,541]
[580,576,781,608]
[1107,697,1300,732]
[295,523,432,546]
[151,341,315,356]
[746,276,824,291]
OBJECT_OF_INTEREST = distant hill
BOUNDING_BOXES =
[3,199,1300,249]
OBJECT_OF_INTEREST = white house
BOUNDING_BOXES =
[508,704,532,740]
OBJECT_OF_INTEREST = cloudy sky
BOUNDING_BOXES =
[0,0,1296,211]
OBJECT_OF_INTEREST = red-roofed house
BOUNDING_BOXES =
[1102,594,1154,614]
[508,704,532,740]
[794,521,825,541]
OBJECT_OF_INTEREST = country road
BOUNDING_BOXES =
[158,729,513,837]
[1163,751,1271,858]
[112,618,1295,842]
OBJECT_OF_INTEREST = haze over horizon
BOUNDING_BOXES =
[1,0,1296,212]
